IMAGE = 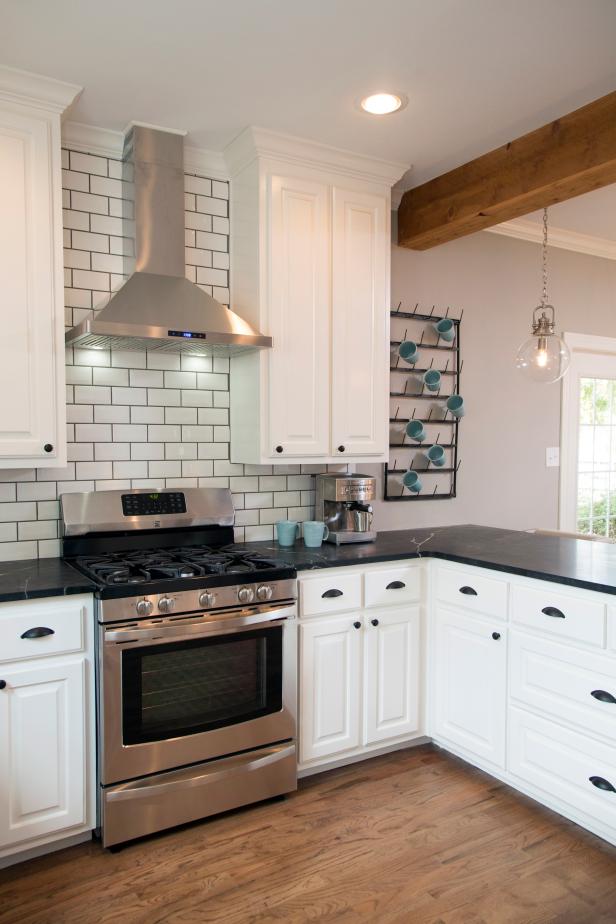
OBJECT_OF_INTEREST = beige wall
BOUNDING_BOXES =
[365,225,616,533]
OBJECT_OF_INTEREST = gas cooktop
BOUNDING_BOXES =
[75,547,288,586]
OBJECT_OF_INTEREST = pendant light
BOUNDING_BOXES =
[515,208,570,383]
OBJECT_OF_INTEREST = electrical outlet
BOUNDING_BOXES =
[546,447,560,468]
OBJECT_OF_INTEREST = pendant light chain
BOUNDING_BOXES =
[541,207,548,306]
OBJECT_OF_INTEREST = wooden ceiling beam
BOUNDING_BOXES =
[397,90,616,250]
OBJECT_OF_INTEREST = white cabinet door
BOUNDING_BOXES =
[433,607,507,769]
[331,187,389,458]
[267,174,331,458]
[364,605,420,745]
[300,614,362,762]
[0,657,86,848]
[0,102,66,467]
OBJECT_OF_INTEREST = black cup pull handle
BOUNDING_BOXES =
[322,589,343,599]
[386,581,406,590]
[591,690,616,705]
[590,776,616,793]
[541,606,565,619]
[459,586,478,596]
[20,626,55,640]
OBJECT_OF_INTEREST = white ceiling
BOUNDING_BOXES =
[1,0,616,186]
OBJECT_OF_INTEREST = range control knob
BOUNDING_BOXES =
[158,596,175,614]
[256,584,273,602]
[199,591,216,608]
[135,599,153,617]
[238,586,255,605]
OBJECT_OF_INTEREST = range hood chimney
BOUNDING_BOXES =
[65,124,271,355]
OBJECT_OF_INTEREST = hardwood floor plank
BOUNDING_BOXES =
[1,746,616,924]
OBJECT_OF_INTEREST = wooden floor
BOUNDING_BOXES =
[2,746,616,924]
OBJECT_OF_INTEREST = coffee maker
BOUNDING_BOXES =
[315,473,376,544]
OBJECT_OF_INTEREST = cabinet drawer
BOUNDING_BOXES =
[364,564,421,608]
[0,597,85,663]
[510,631,616,740]
[300,572,362,617]
[436,566,508,621]
[511,584,605,648]
[509,706,616,836]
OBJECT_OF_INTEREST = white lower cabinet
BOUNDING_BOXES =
[0,658,86,849]
[300,614,362,763]
[433,606,507,769]
[0,594,94,863]
[299,597,421,768]
[364,607,420,745]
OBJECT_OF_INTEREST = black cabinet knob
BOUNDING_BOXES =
[338,445,345,452]
[275,446,283,453]
[43,443,53,453]
[0,680,6,690]
[353,621,361,629]
[371,618,379,627]
[492,632,501,640]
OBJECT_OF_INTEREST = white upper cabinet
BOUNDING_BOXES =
[0,67,80,469]
[331,187,388,458]
[226,128,407,465]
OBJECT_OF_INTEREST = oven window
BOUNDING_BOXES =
[121,627,283,745]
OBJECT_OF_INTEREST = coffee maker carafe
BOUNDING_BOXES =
[315,473,376,544]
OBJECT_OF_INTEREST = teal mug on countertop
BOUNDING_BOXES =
[276,520,300,547]
[302,521,329,547]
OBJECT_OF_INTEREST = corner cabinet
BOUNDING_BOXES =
[226,128,406,465]
[0,67,80,469]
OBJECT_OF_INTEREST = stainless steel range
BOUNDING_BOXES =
[60,488,297,848]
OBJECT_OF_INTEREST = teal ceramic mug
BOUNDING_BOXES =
[302,520,330,548]
[399,340,419,365]
[276,520,300,547]
[434,318,455,342]
[426,444,446,467]
[406,419,426,442]
[403,470,422,493]
[446,394,465,418]
[423,369,441,392]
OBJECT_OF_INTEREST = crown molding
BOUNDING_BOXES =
[486,217,616,261]
[0,65,81,114]
[225,125,409,187]
[62,120,229,178]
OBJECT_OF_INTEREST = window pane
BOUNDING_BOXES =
[576,377,616,534]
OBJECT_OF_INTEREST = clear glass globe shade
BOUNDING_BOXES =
[515,334,571,384]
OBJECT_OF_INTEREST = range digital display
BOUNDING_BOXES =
[121,492,187,517]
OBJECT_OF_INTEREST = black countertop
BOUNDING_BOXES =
[3,525,616,604]
[0,557,96,604]
[237,525,616,596]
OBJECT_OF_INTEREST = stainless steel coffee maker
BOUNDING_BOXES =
[315,473,376,544]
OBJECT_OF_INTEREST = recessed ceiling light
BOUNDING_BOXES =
[359,93,407,115]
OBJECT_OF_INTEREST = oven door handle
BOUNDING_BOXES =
[105,744,296,802]
[104,604,295,645]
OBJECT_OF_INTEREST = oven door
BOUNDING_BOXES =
[99,602,296,784]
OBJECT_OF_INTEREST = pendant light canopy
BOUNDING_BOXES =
[515,208,570,384]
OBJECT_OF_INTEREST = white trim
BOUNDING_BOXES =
[225,125,409,186]
[487,218,616,262]
[0,65,81,114]
[61,121,229,178]
[559,332,616,531]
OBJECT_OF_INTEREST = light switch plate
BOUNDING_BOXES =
[546,447,560,467]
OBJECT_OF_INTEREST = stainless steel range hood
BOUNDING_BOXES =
[65,125,271,355]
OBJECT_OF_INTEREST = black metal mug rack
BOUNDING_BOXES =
[384,303,463,501]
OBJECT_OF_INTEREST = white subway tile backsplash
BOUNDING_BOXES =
[0,150,328,562]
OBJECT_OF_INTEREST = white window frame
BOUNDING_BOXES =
[559,331,616,531]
